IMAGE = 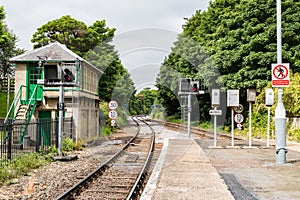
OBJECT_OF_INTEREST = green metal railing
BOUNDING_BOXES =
[20,85,40,142]
[4,85,41,144]
[4,85,26,124]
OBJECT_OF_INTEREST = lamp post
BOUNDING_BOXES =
[275,0,287,164]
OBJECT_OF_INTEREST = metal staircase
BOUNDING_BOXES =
[4,85,40,144]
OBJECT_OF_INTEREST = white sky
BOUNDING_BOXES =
[1,0,210,90]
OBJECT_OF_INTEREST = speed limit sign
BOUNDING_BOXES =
[108,110,118,119]
[108,100,118,110]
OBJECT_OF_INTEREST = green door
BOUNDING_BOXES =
[27,66,43,102]
[39,111,52,146]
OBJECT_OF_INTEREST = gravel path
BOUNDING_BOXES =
[0,120,181,200]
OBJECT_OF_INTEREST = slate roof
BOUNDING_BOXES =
[10,42,102,73]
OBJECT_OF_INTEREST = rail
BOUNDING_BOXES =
[55,116,144,200]
[126,116,155,199]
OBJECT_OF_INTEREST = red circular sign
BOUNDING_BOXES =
[273,65,288,79]
[108,110,118,119]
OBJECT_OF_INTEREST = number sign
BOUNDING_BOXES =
[108,100,118,110]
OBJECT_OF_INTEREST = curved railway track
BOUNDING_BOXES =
[55,116,155,200]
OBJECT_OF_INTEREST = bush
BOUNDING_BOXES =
[102,127,112,136]
[62,138,74,151]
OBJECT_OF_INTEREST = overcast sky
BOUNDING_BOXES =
[1,0,210,90]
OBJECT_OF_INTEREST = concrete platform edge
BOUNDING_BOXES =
[140,138,169,200]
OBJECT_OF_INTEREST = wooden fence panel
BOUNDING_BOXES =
[0,77,15,93]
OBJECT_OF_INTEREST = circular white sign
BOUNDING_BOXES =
[237,123,243,129]
[234,104,244,113]
[111,119,116,126]
[108,100,118,110]
[234,114,244,124]
[108,110,118,119]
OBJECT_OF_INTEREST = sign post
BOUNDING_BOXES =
[210,89,221,146]
[178,78,205,138]
[247,89,256,147]
[265,88,274,147]
[274,0,288,164]
[227,90,239,147]
[108,100,118,127]
[187,94,191,138]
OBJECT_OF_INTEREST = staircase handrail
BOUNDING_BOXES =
[24,85,40,124]
[4,85,26,124]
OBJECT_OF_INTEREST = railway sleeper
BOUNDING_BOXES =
[106,184,131,188]
[125,154,139,162]
[101,176,137,180]
[85,189,129,194]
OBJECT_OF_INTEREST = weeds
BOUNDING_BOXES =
[0,153,50,185]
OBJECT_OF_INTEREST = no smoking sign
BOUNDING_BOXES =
[272,63,290,87]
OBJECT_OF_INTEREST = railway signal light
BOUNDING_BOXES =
[179,78,205,94]
[193,83,199,92]
[191,79,205,94]
[63,68,75,82]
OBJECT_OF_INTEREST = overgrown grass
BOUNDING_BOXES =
[0,153,52,185]
[0,137,87,186]
[102,127,112,136]
[0,92,14,118]
[62,138,74,151]
[166,115,181,123]
[198,121,213,129]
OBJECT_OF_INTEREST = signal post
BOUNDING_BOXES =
[179,78,204,138]
[39,57,79,156]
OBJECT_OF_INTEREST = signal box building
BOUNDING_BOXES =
[8,42,102,143]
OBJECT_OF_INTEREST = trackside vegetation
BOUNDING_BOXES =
[0,153,52,185]
[155,0,300,141]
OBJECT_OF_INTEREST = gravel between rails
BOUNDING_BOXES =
[0,121,178,200]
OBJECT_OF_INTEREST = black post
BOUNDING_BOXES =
[55,118,59,148]
[36,118,40,152]
[70,116,73,139]
[7,119,12,160]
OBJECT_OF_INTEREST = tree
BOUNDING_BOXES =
[0,6,24,77]
[136,88,158,114]
[32,15,136,103]
[156,0,300,121]
[85,44,134,102]
[31,15,115,57]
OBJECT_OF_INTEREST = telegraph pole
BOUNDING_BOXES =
[275,0,287,164]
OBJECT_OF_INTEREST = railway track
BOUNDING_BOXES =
[153,119,240,141]
[55,116,155,200]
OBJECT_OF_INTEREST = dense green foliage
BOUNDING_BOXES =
[31,15,115,57]
[0,92,14,118]
[135,88,157,114]
[238,71,300,142]
[156,0,300,123]
[31,15,136,109]
[0,6,24,77]
[128,88,158,116]
[86,44,135,102]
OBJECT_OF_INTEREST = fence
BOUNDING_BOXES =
[0,77,15,93]
[0,117,73,165]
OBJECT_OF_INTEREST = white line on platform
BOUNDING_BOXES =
[140,139,169,200]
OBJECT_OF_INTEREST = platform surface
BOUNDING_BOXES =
[142,134,300,200]
[141,138,234,200]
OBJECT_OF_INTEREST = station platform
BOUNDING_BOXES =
[141,138,234,200]
[141,137,300,200]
